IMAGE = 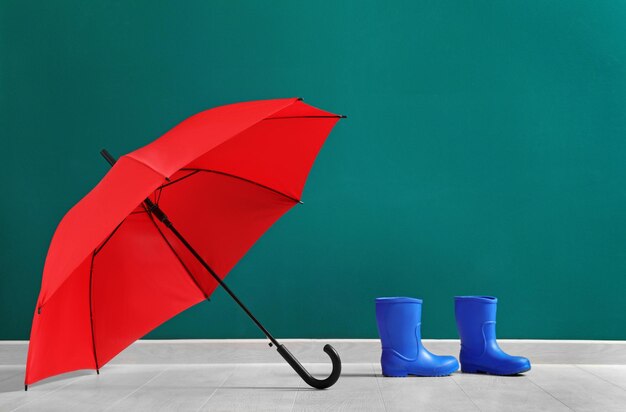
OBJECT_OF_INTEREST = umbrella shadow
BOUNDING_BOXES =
[347,371,530,379]
[339,372,381,378]
[218,386,312,391]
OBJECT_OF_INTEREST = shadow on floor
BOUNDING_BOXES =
[218,386,310,391]
[340,372,528,378]
[340,372,378,378]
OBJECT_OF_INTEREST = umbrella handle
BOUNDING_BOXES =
[275,343,341,389]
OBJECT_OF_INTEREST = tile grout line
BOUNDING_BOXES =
[574,365,626,392]
[102,366,170,411]
[288,368,304,412]
[10,374,84,412]
[194,364,239,412]
[450,374,482,412]
[524,369,575,411]
[370,362,388,412]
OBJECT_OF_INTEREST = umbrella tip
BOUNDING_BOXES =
[298,200,304,205]
[339,115,347,119]
[296,97,304,101]
[100,149,117,166]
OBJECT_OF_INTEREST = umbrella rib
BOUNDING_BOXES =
[94,220,126,256]
[263,114,346,120]
[89,213,142,372]
[158,170,200,190]
[179,168,302,204]
[88,251,100,373]
[143,205,211,301]
[264,115,345,120]
[37,219,126,313]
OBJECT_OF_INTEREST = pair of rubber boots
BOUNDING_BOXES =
[375,296,531,377]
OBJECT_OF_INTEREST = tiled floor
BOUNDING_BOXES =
[2,363,625,411]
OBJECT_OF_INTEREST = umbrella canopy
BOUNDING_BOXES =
[26,98,344,387]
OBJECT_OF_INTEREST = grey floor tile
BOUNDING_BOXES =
[527,364,626,412]
[106,364,233,412]
[0,366,23,389]
[291,363,385,412]
[3,362,626,411]
[0,367,89,412]
[13,365,166,412]
[577,365,626,391]
[373,363,478,412]
[199,363,301,412]
[452,370,571,411]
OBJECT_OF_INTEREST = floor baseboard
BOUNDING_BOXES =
[2,339,625,366]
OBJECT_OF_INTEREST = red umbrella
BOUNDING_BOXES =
[26,98,345,390]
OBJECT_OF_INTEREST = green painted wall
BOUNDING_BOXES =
[2,0,625,341]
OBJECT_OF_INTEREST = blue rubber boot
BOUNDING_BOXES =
[375,297,459,377]
[455,296,531,375]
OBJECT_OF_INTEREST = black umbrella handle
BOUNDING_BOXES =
[276,343,341,389]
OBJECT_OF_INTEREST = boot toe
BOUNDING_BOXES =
[495,355,531,375]
[432,356,459,376]
[506,356,531,375]
[485,355,531,375]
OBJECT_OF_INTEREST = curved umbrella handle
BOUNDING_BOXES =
[276,343,341,389]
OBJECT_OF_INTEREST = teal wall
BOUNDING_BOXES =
[2,1,625,341]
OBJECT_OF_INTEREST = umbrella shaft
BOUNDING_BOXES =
[144,198,280,347]
[100,150,279,347]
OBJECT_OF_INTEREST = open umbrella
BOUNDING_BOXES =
[26,98,345,390]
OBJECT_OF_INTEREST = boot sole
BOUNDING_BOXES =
[383,372,455,377]
[383,366,458,378]
[461,364,531,376]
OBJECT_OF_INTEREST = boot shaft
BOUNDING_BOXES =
[454,296,531,375]
[455,296,498,356]
[375,297,422,359]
